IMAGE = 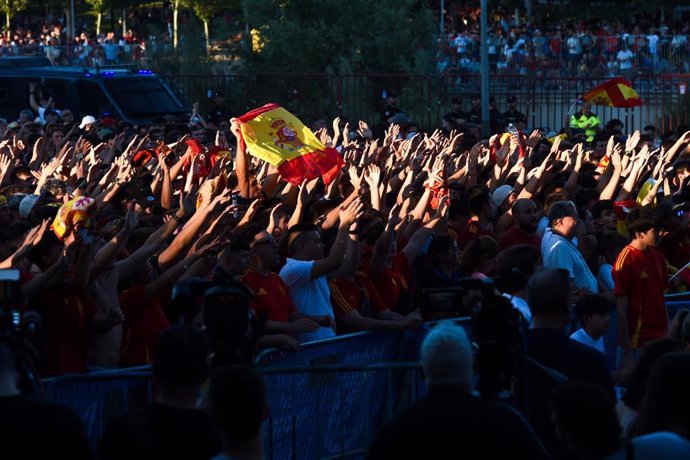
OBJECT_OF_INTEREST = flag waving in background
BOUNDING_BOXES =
[235,103,344,185]
[581,78,644,108]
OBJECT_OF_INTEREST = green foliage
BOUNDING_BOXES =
[241,0,436,74]
[184,0,227,23]
[0,0,29,17]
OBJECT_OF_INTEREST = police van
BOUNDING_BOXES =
[0,59,190,125]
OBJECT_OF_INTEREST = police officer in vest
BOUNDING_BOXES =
[569,101,600,143]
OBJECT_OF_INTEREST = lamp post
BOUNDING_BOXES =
[480,0,490,137]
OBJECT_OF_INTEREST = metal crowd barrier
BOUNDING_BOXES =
[39,305,688,458]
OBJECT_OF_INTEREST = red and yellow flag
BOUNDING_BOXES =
[236,103,343,185]
[582,78,644,108]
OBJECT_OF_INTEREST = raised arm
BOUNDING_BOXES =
[310,198,363,280]
[230,119,251,199]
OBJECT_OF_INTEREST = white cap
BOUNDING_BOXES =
[492,185,515,208]
[79,115,96,129]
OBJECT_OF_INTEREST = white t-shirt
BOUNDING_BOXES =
[647,34,659,55]
[570,328,605,354]
[567,36,582,55]
[542,228,598,293]
[503,293,532,325]
[617,49,633,70]
[279,258,335,342]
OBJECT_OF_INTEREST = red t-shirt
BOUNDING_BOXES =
[242,269,296,322]
[612,245,668,348]
[119,284,171,366]
[329,271,388,320]
[366,251,410,312]
[457,219,493,250]
[498,225,541,250]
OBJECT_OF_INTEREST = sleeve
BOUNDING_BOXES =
[598,264,615,291]
[612,252,631,296]
[279,260,314,287]
[329,278,353,319]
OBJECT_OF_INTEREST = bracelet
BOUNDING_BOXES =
[171,213,183,222]
[348,229,359,235]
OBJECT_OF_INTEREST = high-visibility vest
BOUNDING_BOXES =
[570,111,600,142]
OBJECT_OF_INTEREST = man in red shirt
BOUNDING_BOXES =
[498,198,541,250]
[330,270,421,334]
[457,187,495,250]
[612,206,668,371]
[242,229,325,336]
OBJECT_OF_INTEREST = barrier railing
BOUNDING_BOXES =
[40,305,688,457]
[168,72,689,133]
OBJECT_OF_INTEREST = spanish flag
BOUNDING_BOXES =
[236,104,344,185]
[582,78,644,108]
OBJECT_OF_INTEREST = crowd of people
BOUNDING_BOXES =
[439,6,690,76]
[1,72,690,458]
[0,4,228,67]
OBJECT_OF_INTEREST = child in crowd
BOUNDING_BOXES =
[570,294,613,355]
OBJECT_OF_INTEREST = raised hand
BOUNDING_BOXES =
[357,120,373,140]
[338,197,364,229]
[626,130,641,153]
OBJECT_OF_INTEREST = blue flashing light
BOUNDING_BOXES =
[84,73,92,77]
[101,71,115,77]
[137,69,153,75]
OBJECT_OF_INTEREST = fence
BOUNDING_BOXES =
[438,34,690,76]
[41,302,689,458]
[167,73,690,134]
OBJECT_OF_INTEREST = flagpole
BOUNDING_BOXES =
[670,260,690,281]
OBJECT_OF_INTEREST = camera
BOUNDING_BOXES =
[0,269,43,395]
[420,278,495,321]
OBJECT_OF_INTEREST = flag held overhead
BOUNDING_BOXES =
[582,78,644,108]
[236,103,343,185]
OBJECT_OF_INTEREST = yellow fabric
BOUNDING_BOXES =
[240,106,329,166]
[617,83,639,100]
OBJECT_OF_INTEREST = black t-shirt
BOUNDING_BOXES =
[206,106,231,126]
[368,386,549,459]
[0,395,92,460]
[381,104,404,124]
[98,402,222,460]
[503,109,527,126]
[468,107,481,125]
[443,109,469,124]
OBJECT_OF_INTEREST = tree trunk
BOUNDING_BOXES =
[96,11,102,36]
[204,19,210,56]
[173,0,179,51]
[6,3,10,40]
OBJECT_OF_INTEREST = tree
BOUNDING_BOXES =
[185,0,226,56]
[0,0,29,37]
[85,0,111,36]
[241,0,435,74]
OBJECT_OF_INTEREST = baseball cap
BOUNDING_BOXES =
[19,194,39,219]
[492,185,515,207]
[507,95,517,103]
[79,115,96,129]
